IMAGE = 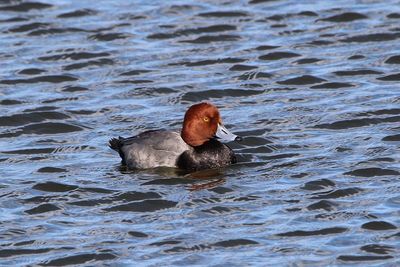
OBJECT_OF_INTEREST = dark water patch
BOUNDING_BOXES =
[370,158,396,163]
[301,179,335,191]
[24,106,58,112]
[0,248,51,258]
[298,11,318,17]
[267,15,285,21]
[119,69,152,76]
[115,79,153,84]
[78,187,114,194]
[198,11,248,17]
[104,199,177,212]
[67,109,96,115]
[333,69,383,76]
[362,221,397,230]
[320,12,367,22]
[0,75,78,84]
[276,227,347,237]
[63,58,114,71]
[18,68,46,75]
[360,244,394,255]
[307,39,334,46]
[307,200,338,211]
[245,146,274,155]
[39,52,110,61]
[40,253,117,266]
[28,27,87,36]
[2,148,54,154]
[255,45,280,50]
[0,17,29,23]
[311,82,354,89]
[341,33,400,43]
[25,203,61,214]
[180,34,241,43]
[294,58,322,64]
[150,240,181,246]
[229,64,258,71]
[249,0,280,4]
[62,86,89,92]
[242,136,272,146]
[112,191,162,202]
[14,240,36,246]
[128,231,148,238]
[277,75,326,85]
[213,239,258,247]
[382,134,400,141]
[57,9,98,18]
[42,97,79,104]
[236,71,272,80]
[33,182,78,192]
[348,54,365,60]
[384,55,400,64]
[88,32,130,41]
[0,2,52,12]
[387,13,400,19]
[0,111,70,127]
[384,232,400,239]
[37,167,67,173]
[315,116,400,129]
[310,188,363,199]
[177,57,244,67]
[182,89,264,101]
[148,25,236,39]
[8,22,50,33]
[377,73,400,81]
[291,173,308,178]
[259,51,301,60]
[344,168,400,177]
[8,122,83,136]
[0,99,23,105]
[338,255,393,262]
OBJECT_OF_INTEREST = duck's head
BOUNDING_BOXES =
[181,102,241,147]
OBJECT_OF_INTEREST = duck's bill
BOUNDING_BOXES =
[215,124,242,142]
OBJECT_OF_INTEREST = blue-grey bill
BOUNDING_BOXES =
[215,123,239,142]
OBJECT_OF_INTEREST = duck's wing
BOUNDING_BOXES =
[110,130,191,169]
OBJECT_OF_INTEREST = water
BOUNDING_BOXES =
[1,0,399,266]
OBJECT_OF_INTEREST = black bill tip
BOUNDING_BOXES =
[235,136,243,142]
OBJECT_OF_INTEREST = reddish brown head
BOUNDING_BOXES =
[181,102,241,147]
[181,103,221,147]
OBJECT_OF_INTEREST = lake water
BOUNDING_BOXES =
[0,0,399,266]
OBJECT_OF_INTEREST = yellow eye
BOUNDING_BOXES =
[203,117,210,122]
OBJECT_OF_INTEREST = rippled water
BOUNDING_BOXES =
[1,0,400,266]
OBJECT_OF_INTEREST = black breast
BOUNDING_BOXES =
[177,139,236,171]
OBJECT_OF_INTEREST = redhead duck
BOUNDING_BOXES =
[109,102,241,171]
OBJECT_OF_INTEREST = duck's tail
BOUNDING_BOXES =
[109,137,123,151]
[109,137,126,165]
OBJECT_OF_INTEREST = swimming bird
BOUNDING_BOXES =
[109,102,241,171]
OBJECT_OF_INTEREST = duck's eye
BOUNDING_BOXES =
[203,117,210,122]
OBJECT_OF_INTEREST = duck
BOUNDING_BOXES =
[109,102,241,171]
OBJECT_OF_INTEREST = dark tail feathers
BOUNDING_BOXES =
[109,137,124,151]
[109,137,126,165]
